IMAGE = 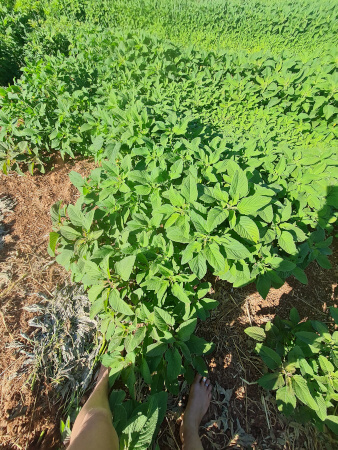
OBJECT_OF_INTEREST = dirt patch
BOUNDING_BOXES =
[0,160,95,449]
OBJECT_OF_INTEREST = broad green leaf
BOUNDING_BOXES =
[200,297,219,310]
[181,241,201,264]
[281,199,292,222]
[258,372,285,390]
[311,320,330,340]
[109,289,134,316]
[273,259,296,272]
[323,104,336,120]
[190,210,208,233]
[189,253,207,279]
[88,284,105,302]
[168,186,185,207]
[222,237,251,260]
[289,307,300,325]
[192,356,208,376]
[292,267,308,284]
[205,243,225,271]
[314,394,327,421]
[55,249,73,268]
[256,275,271,299]
[115,255,136,281]
[186,335,214,355]
[330,307,338,325]
[67,204,85,228]
[278,231,297,255]
[90,135,104,152]
[229,169,248,200]
[291,375,318,410]
[177,318,197,342]
[135,185,151,195]
[181,175,198,203]
[276,385,296,416]
[316,253,332,269]
[295,331,321,346]
[245,326,266,342]
[206,207,228,232]
[259,205,274,223]
[60,225,81,241]
[109,390,126,411]
[165,212,180,228]
[126,326,147,352]
[318,355,334,374]
[89,297,105,319]
[172,283,190,304]
[176,341,192,362]
[83,209,95,232]
[165,347,182,380]
[158,204,176,215]
[299,357,314,376]
[122,365,136,400]
[50,201,62,224]
[234,216,259,243]
[79,123,94,132]
[237,195,271,216]
[154,307,175,331]
[69,171,84,189]
[281,223,307,242]
[256,344,282,370]
[82,260,104,284]
[147,342,168,358]
[170,159,184,179]
[128,170,148,184]
[166,227,191,244]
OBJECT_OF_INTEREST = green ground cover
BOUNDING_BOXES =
[0,0,337,447]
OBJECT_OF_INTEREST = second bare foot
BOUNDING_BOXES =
[180,373,212,449]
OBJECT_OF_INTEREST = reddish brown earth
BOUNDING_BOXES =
[0,161,337,449]
[0,160,94,449]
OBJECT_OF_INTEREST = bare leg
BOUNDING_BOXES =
[180,374,212,450]
[68,367,119,450]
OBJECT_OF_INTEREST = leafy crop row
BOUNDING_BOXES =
[97,0,338,56]
[7,0,338,57]
[1,27,337,172]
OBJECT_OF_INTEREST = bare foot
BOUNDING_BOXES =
[180,374,212,449]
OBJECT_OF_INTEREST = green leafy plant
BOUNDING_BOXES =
[49,120,335,445]
[1,17,337,174]
[110,391,167,449]
[245,307,338,434]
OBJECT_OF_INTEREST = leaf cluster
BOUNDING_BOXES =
[246,307,338,435]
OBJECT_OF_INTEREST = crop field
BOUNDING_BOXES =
[0,0,337,449]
